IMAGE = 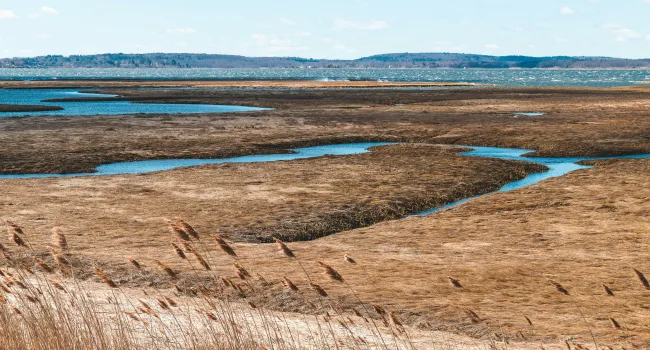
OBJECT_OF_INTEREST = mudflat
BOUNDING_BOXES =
[0,82,649,175]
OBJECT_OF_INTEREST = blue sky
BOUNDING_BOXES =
[1,0,650,59]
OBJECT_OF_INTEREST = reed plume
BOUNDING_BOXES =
[213,234,237,257]
[193,250,211,271]
[128,256,142,269]
[9,231,26,247]
[170,242,187,259]
[318,261,343,282]
[164,296,177,307]
[524,315,533,326]
[94,266,117,288]
[464,309,480,323]
[310,283,328,297]
[550,280,569,295]
[343,254,357,264]
[283,277,299,292]
[5,220,24,235]
[169,223,190,241]
[274,237,295,258]
[601,283,614,296]
[633,269,650,289]
[156,260,178,279]
[50,227,68,251]
[609,317,621,329]
[175,217,200,240]
[447,276,462,288]
[34,258,53,274]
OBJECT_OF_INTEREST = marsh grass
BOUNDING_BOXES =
[0,218,640,349]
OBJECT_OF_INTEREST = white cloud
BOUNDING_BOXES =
[41,6,59,15]
[560,7,575,15]
[167,28,197,34]
[485,44,500,49]
[34,33,51,39]
[251,34,307,52]
[604,24,643,42]
[0,9,19,19]
[299,32,312,37]
[334,19,388,30]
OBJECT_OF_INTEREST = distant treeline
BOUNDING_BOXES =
[1,53,649,69]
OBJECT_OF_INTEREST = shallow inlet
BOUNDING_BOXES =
[1,142,649,217]
[0,89,269,117]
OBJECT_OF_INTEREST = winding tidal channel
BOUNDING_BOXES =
[2,142,650,217]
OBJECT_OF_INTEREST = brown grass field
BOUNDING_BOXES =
[1,80,650,349]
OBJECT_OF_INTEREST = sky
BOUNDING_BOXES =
[1,0,650,59]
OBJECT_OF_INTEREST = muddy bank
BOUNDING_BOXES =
[0,104,63,112]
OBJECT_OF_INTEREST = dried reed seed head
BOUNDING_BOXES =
[53,253,70,267]
[50,227,68,251]
[318,261,344,282]
[633,268,650,289]
[10,231,26,247]
[0,283,11,294]
[465,309,480,323]
[190,250,210,271]
[234,263,251,278]
[310,283,328,297]
[25,294,39,303]
[447,276,463,288]
[550,280,569,295]
[248,301,257,309]
[169,223,190,242]
[372,304,386,316]
[128,257,142,269]
[343,254,357,264]
[213,234,237,257]
[282,277,299,292]
[524,315,533,326]
[124,311,140,321]
[182,241,196,253]
[5,220,24,235]
[94,267,117,288]
[34,258,53,274]
[273,237,295,258]
[155,260,178,279]
[174,217,200,240]
[11,306,21,315]
[157,298,170,310]
[164,296,177,307]
[49,279,66,292]
[609,317,621,329]
[389,312,403,327]
[601,283,615,296]
[170,242,186,259]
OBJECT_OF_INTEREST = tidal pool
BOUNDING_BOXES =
[0,89,269,117]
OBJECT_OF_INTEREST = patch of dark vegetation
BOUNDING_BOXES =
[0,104,63,112]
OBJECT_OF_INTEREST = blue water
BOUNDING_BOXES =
[415,146,650,215]
[0,89,269,117]
[1,68,649,87]
[0,142,395,179]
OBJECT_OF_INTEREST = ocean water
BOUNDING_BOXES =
[0,68,649,87]
[0,89,269,117]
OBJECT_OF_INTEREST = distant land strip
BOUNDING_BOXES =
[1,53,650,69]
[0,80,491,90]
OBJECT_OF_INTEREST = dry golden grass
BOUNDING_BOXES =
[0,144,541,243]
